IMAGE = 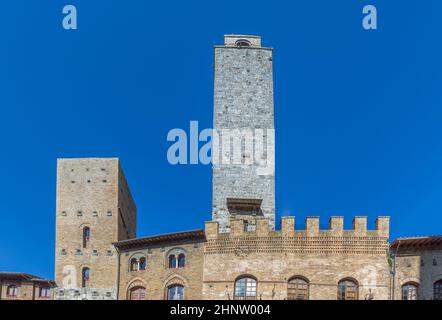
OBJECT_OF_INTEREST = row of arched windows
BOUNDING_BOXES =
[126,277,358,301]
[128,252,186,272]
[129,284,184,300]
[126,275,442,300]
[233,277,442,300]
[232,276,360,300]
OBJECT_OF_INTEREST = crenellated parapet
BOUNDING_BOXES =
[204,216,390,255]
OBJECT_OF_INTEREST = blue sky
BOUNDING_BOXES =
[1,1,441,279]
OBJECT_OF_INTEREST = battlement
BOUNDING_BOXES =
[204,216,390,256]
[205,216,390,239]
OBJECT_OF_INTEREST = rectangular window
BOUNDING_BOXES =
[39,287,51,298]
[7,285,19,297]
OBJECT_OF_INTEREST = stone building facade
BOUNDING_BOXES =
[0,273,55,300]
[114,231,205,300]
[54,158,136,299]
[203,216,391,300]
[391,237,442,300]
[48,35,442,300]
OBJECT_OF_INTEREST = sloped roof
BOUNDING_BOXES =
[391,236,442,250]
[113,229,206,251]
[0,272,56,286]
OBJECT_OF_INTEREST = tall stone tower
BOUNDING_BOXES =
[212,35,275,232]
[54,158,136,299]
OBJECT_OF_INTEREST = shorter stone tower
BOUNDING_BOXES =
[54,158,136,299]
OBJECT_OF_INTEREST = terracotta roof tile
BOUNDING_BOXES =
[390,236,442,250]
[113,230,206,250]
[0,272,55,286]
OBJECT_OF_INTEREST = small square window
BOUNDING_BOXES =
[77,211,83,217]
[87,180,91,183]
[61,249,67,255]
[71,181,75,184]
[433,258,438,266]
[61,211,67,216]
[92,211,98,217]
[102,180,107,183]
[107,211,112,217]
[92,250,98,256]
[106,250,113,256]
[76,249,82,256]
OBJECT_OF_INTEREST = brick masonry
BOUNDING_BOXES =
[54,158,136,298]
[203,217,391,300]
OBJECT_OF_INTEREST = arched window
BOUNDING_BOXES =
[130,286,146,300]
[167,285,184,300]
[178,254,185,268]
[401,282,418,300]
[338,278,358,300]
[167,248,187,268]
[83,227,90,248]
[235,39,251,47]
[169,254,177,268]
[6,285,18,297]
[130,258,138,271]
[234,276,257,300]
[129,254,147,272]
[288,277,309,300]
[139,257,147,271]
[434,280,442,300]
[82,267,90,288]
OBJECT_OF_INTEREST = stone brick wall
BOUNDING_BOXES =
[212,35,275,232]
[393,248,442,300]
[54,158,136,292]
[0,281,33,300]
[117,241,205,300]
[117,162,137,241]
[0,281,54,300]
[54,287,116,300]
[203,216,391,300]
